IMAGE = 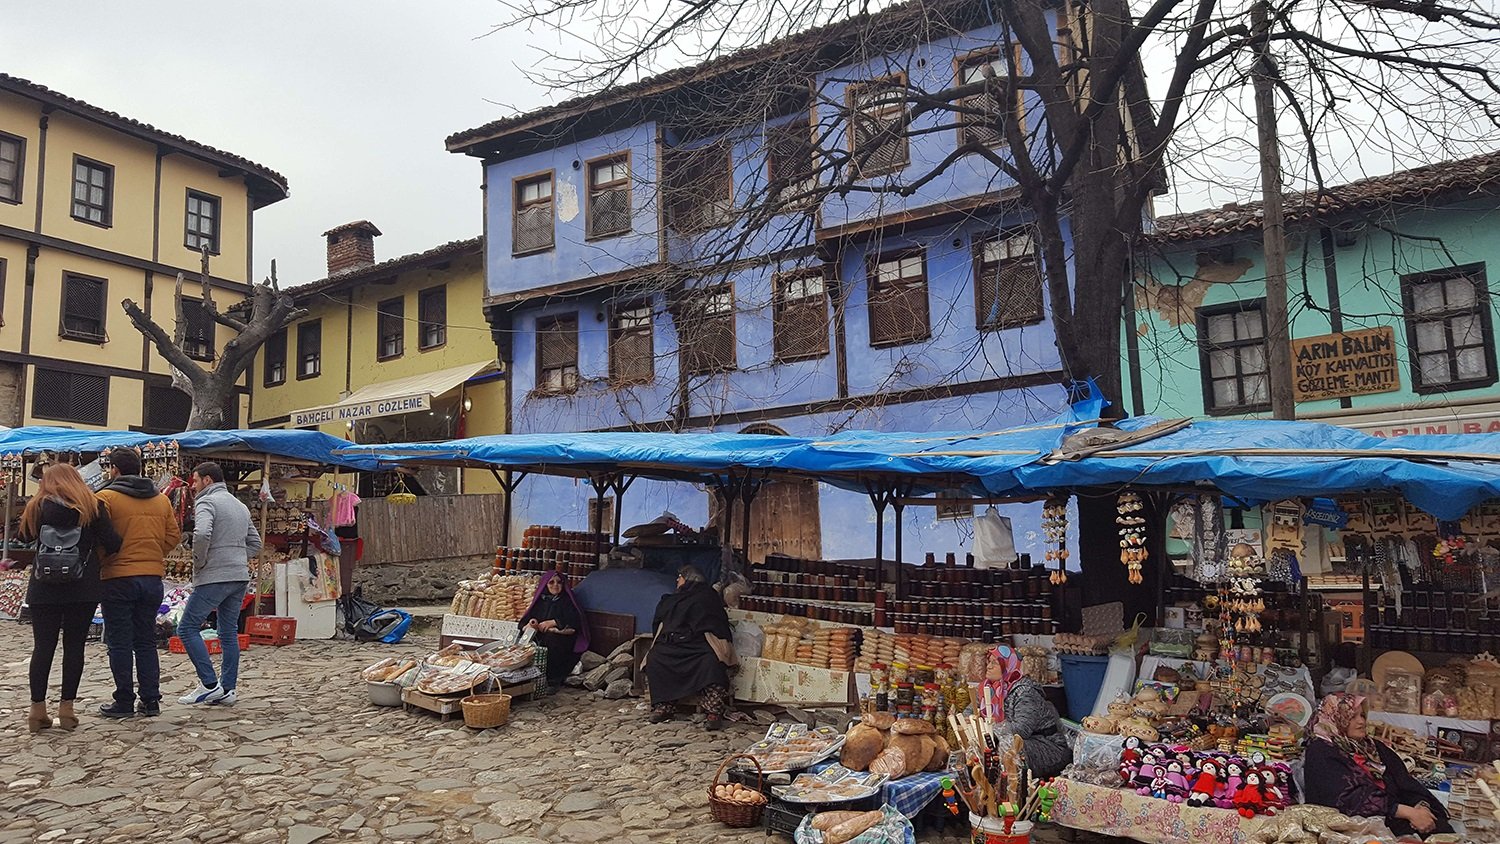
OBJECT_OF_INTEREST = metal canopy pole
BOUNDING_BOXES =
[866,481,898,590]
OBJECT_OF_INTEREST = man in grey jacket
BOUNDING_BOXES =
[177,462,262,706]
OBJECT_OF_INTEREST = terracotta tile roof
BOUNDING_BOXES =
[1150,150,1500,243]
[287,236,483,303]
[322,220,383,238]
[0,73,289,207]
[446,0,984,155]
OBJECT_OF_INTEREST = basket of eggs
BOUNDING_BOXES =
[709,754,768,828]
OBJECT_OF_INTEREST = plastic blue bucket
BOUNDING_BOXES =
[1057,654,1110,721]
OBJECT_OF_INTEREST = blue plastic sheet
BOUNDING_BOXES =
[0,426,376,470]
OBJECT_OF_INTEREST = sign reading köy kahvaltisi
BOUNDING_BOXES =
[1291,326,1400,402]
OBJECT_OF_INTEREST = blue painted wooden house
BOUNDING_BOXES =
[446,0,1093,561]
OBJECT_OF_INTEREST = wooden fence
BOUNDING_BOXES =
[358,493,506,566]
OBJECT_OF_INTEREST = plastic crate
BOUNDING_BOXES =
[246,615,297,646]
[762,801,809,837]
[168,633,251,655]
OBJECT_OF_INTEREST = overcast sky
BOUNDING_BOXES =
[3,0,551,284]
[4,1,1431,286]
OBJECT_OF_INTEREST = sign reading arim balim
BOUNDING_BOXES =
[1291,326,1400,402]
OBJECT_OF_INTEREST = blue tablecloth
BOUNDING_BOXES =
[806,761,948,818]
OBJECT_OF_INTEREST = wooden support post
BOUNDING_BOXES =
[253,454,271,617]
[1253,0,1295,420]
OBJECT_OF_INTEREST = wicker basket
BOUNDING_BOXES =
[461,693,512,729]
[708,754,765,828]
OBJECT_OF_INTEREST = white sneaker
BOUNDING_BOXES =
[212,690,237,706]
[179,684,226,705]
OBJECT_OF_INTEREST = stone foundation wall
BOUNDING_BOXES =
[352,555,491,604]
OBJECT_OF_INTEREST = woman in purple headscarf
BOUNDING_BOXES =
[518,571,590,686]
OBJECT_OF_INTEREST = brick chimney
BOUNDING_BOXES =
[322,221,382,275]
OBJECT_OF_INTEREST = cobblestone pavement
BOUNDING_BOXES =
[1,625,1123,844]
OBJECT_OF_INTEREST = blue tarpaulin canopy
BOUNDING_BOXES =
[0,426,378,471]
[339,392,1500,518]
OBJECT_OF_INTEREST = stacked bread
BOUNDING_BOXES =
[761,617,860,670]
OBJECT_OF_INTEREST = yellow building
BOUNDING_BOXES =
[247,224,503,494]
[0,74,286,430]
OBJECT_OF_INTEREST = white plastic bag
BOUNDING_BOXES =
[734,620,765,660]
[972,506,1017,569]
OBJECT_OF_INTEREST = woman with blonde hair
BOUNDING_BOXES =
[15,463,121,732]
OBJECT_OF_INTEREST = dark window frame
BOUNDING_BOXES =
[142,383,192,435]
[377,296,405,361]
[953,47,1026,150]
[847,74,911,178]
[1401,263,1497,394]
[664,141,734,234]
[263,328,287,387]
[180,296,216,361]
[866,249,931,347]
[678,284,738,376]
[973,229,1045,331]
[32,367,109,426]
[512,170,555,255]
[296,319,322,380]
[585,153,632,240]
[535,313,581,395]
[184,189,221,254]
[59,272,108,344]
[608,299,655,386]
[1195,299,1271,415]
[70,155,114,227]
[0,131,24,205]
[418,285,447,351]
[766,117,817,208]
[773,269,831,362]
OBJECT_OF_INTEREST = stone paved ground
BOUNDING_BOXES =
[1,625,1125,844]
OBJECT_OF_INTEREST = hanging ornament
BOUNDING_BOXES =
[1193,496,1228,583]
[1434,521,1467,566]
[1043,496,1069,585]
[1117,490,1147,585]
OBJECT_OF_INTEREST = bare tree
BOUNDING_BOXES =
[122,250,306,430]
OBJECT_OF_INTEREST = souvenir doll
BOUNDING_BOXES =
[1164,759,1190,803]
[1217,758,1245,809]
[1233,770,1266,819]
[1187,758,1221,807]
[1133,748,1162,790]
[1119,736,1143,784]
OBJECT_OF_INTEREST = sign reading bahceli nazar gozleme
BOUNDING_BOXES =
[1291,326,1400,402]
[292,394,430,428]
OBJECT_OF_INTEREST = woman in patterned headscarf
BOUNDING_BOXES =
[1304,693,1451,838]
[986,644,1071,778]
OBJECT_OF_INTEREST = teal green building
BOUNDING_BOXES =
[1129,152,1500,436]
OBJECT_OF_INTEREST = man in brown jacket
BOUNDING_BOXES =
[97,449,181,717]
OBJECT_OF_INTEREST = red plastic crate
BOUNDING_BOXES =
[246,615,297,646]
[168,633,251,655]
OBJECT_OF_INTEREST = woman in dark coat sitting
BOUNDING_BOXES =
[1304,693,1452,838]
[518,571,589,686]
[644,565,737,730]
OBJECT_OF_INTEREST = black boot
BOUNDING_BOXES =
[97,701,136,718]
[137,699,161,717]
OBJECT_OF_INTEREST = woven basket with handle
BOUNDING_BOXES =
[461,693,511,729]
[708,753,765,828]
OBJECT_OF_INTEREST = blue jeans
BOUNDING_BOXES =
[102,575,165,704]
[177,581,247,691]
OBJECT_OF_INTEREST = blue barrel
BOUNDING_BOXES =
[1057,654,1110,721]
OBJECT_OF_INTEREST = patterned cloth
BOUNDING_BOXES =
[1050,776,1265,844]
[805,761,947,818]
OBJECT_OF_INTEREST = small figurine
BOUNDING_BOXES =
[1187,758,1221,807]
[1034,781,1059,823]
[1137,764,1161,797]
[1120,736,1143,784]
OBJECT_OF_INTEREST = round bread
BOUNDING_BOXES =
[868,746,908,778]
[886,732,930,777]
[865,712,896,731]
[924,734,950,772]
[840,723,886,771]
[891,718,935,736]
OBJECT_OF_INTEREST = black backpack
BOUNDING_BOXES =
[33,524,85,583]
